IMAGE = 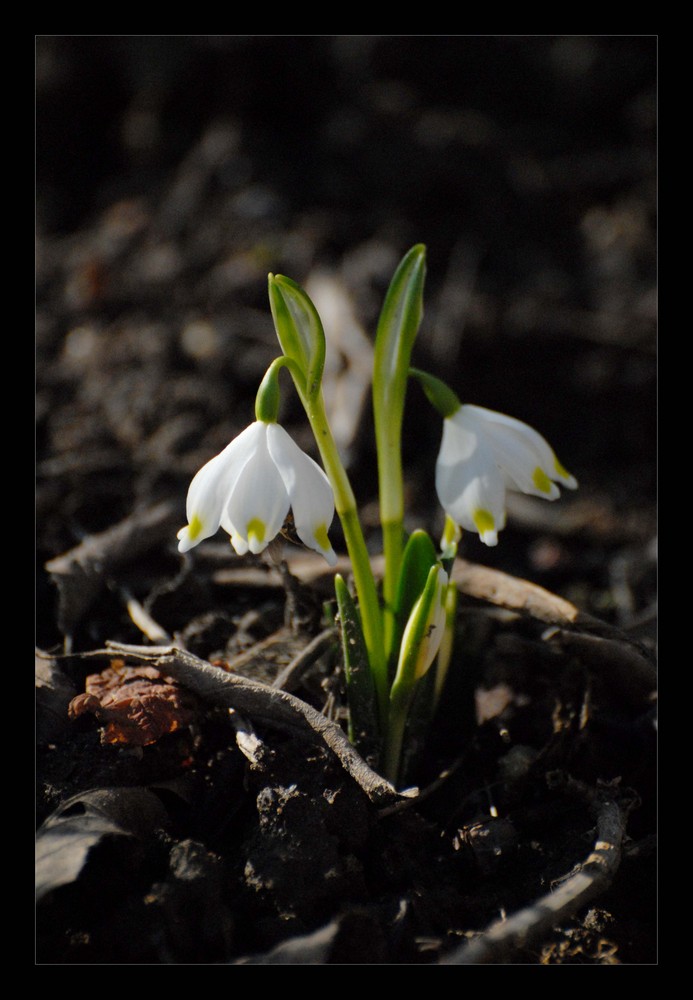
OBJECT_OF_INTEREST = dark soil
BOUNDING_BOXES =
[36,36,657,965]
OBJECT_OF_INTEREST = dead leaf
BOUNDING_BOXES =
[69,661,198,746]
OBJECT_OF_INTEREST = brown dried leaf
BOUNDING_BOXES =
[68,660,198,746]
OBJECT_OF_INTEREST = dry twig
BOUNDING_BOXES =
[272,628,337,692]
[543,627,656,704]
[101,642,409,807]
[441,792,629,964]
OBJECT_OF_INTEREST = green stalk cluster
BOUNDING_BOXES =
[265,247,457,786]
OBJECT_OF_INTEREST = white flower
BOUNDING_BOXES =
[177,420,337,565]
[435,404,577,546]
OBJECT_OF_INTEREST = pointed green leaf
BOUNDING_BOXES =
[391,563,447,696]
[372,245,427,646]
[387,529,437,668]
[399,581,458,784]
[384,562,447,786]
[268,274,326,399]
[334,574,380,762]
[433,581,458,707]
[398,662,437,786]
[372,244,426,525]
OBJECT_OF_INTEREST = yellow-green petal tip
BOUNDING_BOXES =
[247,517,266,545]
[188,514,203,541]
[473,509,495,536]
[533,466,553,494]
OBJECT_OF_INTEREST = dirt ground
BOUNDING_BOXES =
[36,36,657,964]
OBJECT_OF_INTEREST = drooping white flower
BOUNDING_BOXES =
[177,420,337,565]
[435,404,577,546]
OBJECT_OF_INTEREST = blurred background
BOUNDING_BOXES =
[36,35,657,649]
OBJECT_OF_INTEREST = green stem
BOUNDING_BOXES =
[255,356,306,422]
[382,562,445,784]
[372,245,427,666]
[382,519,404,662]
[408,367,461,419]
[301,391,389,727]
[383,687,412,785]
[266,272,391,736]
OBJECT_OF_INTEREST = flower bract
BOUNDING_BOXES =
[177,420,337,565]
[403,564,449,682]
[435,404,577,546]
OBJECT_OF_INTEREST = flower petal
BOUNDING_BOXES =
[222,423,290,555]
[460,407,558,500]
[266,423,337,565]
[435,415,506,546]
[463,405,577,492]
[177,422,265,553]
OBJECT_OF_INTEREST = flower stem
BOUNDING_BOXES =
[255,356,306,422]
[302,392,389,728]
[372,245,427,666]
[383,686,411,785]
[267,274,388,731]
[381,519,403,661]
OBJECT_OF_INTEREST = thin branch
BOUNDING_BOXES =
[272,628,337,692]
[440,794,629,965]
[543,627,656,703]
[117,586,173,644]
[103,642,411,807]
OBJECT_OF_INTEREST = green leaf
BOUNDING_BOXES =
[334,574,380,762]
[372,245,427,652]
[391,563,446,696]
[398,662,438,786]
[268,274,326,399]
[388,529,437,669]
[372,244,426,525]
[383,562,446,786]
[400,581,458,785]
